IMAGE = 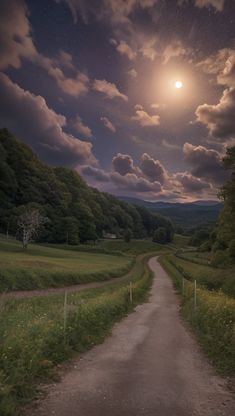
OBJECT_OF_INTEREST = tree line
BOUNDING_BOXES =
[0,129,174,245]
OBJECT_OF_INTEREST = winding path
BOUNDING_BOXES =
[28,257,235,416]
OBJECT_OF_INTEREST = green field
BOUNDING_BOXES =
[0,254,153,415]
[166,253,235,297]
[0,236,134,292]
[160,255,235,375]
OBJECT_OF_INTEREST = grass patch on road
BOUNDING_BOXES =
[160,254,235,376]
[0,254,154,416]
[0,237,133,292]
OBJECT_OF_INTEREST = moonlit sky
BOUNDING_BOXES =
[1,0,235,202]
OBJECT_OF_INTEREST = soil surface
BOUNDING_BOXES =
[27,257,235,416]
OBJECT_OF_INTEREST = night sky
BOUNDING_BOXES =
[1,0,235,202]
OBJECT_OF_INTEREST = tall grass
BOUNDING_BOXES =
[160,255,235,375]
[0,255,154,416]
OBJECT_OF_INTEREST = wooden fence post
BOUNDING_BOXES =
[129,282,133,303]
[194,280,197,311]
[63,290,68,336]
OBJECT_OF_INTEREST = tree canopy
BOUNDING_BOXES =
[0,129,174,244]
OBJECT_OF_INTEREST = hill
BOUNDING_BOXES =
[0,129,174,243]
[119,196,222,228]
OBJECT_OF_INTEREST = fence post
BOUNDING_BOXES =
[194,280,197,311]
[129,282,133,303]
[182,277,185,296]
[63,290,68,336]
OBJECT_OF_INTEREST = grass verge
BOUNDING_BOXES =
[0,254,154,416]
[160,254,235,376]
[0,237,134,292]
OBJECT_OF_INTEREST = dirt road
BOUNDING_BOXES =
[29,257,235,416]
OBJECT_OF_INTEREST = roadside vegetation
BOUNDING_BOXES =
[160,254,235,375]
[0,254,154,416]
[0,236,134,292]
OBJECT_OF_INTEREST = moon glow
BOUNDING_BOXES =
[175,81,183,89]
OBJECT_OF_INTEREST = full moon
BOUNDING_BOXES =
[175,81,183,89]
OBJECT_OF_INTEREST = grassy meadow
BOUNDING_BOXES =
[0,236,134,292]
[0,254,154,415]
[167,252,235,297]
[160,254,235,375]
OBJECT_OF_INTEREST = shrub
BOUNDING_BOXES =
[228,239,235,259]
[210,250,231,268]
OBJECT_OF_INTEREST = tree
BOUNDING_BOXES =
[124,229,132,243]
[153,227,167,244]
[17,209,47,249]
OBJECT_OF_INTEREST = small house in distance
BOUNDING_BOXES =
[103,232,117,239]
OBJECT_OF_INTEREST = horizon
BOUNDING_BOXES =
[1,0,235,202]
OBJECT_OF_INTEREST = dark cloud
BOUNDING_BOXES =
[175,172,211,192]
[140,153,166,183]
[183,142,228,184]
[196,87,235,140]
[111,172,162,193]
[0,73,97,167]
[81,165,110,182]
[112,153,135,175]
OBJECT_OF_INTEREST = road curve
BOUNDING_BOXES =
[28,257,235,416]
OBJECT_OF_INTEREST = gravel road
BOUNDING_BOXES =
[28,256,235,416]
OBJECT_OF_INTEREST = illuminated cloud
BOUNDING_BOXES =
[132,109,160,127]
[0,0,36,70]
[163,40,189,65]
[93,79,128,101]
[81,165,110,182]
[128,68,138,78]
[196,87,235,140]
[111,172,162,193]
[72,115,93,138]
[194,0,225,11]
[101,117,116,132]
[175,172,212,192]
[0,73,97,167]
[111,39,137,60]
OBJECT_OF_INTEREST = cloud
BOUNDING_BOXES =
[139,36,158,61]
[183,142,228,184]
[218,52,235,87]
[162,139,181,150]
[72,115,93,138]
[140,153,166,183]
[111,172,162,193]
[112,39,136,60]
[38,56,89,97]
[55,0,158,24]
[0,73,97,167]
[197,48,233,76]
[194,0,225,11]
[81,165,110,182]
[134,104,143,110]
[0,0,37,70]
[175,172,212,192]
[151,103,166,110]
[101,117,116,132]
[163,40,189,65]
[128,68,138,78]
[196,87,235,140]
[132,109,160,126]
[112,153,135,175]
[93,79,128,101]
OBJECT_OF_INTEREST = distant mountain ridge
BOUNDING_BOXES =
[118,196,223,228]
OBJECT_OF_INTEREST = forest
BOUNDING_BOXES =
[0,129,174,245]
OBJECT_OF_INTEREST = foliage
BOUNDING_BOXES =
[17,208,48,249]
[0,255,153,415]
[153,227,167,244]
[216,145,235,251]
[160,255,235,375]
[123,229,132,243]
[0,129,174,244]
[166,253,235,297]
